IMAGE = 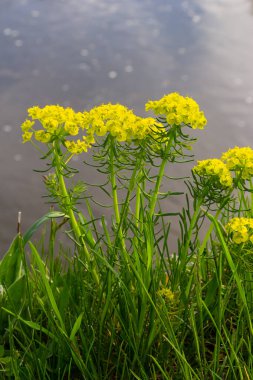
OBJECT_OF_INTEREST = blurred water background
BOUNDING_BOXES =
[0,0,253,253]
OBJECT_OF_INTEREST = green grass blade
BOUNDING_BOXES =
[2,307,55,339]
[29,242,66,333]
[206,212,253,335]
[70,312,84,342]
[23,211,66,245]
[0,235,23,287]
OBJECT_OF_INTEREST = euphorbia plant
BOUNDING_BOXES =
[20,93,208,286]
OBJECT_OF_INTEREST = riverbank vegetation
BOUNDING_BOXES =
[1,93,253,379]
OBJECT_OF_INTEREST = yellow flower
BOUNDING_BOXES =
[22,105,96,154]
[83,103,159,142]
[157,288,175,302]
[64,121,79,136]
[28,106,42,119]
[21,119,34,132]
[221,146,253,180]
[65,137,91,154]
[35,130,51,143]
[145,92,207,129]
[42,118,59,133]
[225,217,253,244]
[193,159,233,188]
[22,131,33,142]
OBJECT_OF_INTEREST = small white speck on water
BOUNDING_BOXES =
[80,49,89,57]
[14,154,22,162]
[124,65,133,73]
[108,70,118,79]
[31,10,40,18]
[14,39,23,47]
[192,14,201,23]
[245,96,253,104]
[4,29,20,38]
[61,84,70,92]
[3,28,12,36]
[2,125,12,132]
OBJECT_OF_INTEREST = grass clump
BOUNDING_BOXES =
[1,93,253,379]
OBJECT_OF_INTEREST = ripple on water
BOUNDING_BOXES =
[14,40,23,47]
[245,96,253,104]
[108,71,118,79]
[13,154,22,162]
[2,125,12,132]
[124,65,133,73]
[80,49,89,57]
[31,10,40,18]
[3,28,20,38]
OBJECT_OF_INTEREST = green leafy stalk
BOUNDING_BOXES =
[53,142,99,285]
[148,128,176,217]
[206,212,253,335]
[109,139,126,250]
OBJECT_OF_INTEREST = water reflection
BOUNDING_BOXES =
[0,0,253,252]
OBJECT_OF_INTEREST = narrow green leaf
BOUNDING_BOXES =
[0,235,22,287]
[70,312,84,341]
[29,242,66,333]
[1,307,55,339]
[6,275,26,311]
[23,211,67,245]
[206,212,253,335]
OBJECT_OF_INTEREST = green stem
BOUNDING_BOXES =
[198,189,233,259]
[135,182,141,228]
[109,140,126,251]
[182,197,203,260]
[148,133,175,218]
[54,143,99,285]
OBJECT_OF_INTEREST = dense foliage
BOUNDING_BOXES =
[1,93,253,379]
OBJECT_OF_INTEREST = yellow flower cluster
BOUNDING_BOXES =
[193,159,233,188]
[21,105,96,154]
[221,146,253,180]
[145,92,207,130]
[64,137,95,154]
[21,103,165,154]
[157,288,175,303]
[21,95,207,155]
[225,217,253,244]
[82,103,163,142]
